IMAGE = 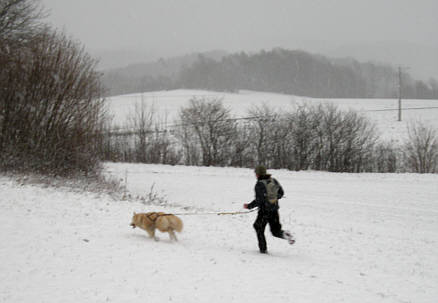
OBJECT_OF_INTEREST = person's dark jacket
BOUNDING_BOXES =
[247,174,284,212]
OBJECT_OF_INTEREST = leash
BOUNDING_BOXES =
[168,208,257,216]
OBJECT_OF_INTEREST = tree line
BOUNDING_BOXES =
[102,97,438,174]
[102,48,438,99]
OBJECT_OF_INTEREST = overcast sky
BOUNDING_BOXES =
[41,0,438,53]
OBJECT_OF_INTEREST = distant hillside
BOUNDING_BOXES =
[101,50,227,96]
[101,48,438,99]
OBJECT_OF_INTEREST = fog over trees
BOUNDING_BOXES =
[102,49,438,99]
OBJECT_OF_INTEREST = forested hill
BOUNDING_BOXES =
[102,48,438,99]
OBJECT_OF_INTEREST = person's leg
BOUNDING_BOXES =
[268,210,284,238]
[253,213,268,253]
[269,211,295,245]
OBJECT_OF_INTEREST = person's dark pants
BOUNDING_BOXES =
[253,210,284,252]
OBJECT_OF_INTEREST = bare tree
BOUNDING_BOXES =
[403,122,438,173]
[312,104,344,171]
[247,104,280,167]
[0,29,105,175]
[230,123,253,167]
[147,115,181,165]
[100,119,128,162]
[310,104,377,172]
[373,141,399,173]
[176,121,201,166]
[177,97,237,166]
[338,110,377,172]
[128,100,154,163]
[285,104,319,170]
[0,0,46,44]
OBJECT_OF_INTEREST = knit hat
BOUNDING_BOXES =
[255,165,267,176]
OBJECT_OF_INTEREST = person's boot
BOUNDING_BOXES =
[283,231,295,245]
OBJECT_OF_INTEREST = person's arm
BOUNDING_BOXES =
[244,181,265,209]
[245,199,257,209]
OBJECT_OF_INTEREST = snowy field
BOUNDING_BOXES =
[107,89,438,141]
[1,163,438,303]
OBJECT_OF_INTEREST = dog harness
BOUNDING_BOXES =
[146,213,172,222]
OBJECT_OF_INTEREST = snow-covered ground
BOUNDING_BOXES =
[106,89,438,141]
[2,163,438,303]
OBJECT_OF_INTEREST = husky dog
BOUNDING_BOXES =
[130,212,183,241]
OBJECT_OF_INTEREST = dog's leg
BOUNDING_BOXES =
[146,228,159,241]
[152,229,160,241]
[169,230,178,241]
[146,228,154,238]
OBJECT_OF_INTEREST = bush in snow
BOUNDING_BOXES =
[311,104,378,172]
[0,29,105,176]
[245,103,378,172]
[127,101,180,165]
[101,98,437,174]
[176,97,238,167]
[403,122,438,173]
[100,100,181,165]
[372,141,400,173]
[0,1,105,176]
[246,104,282,169]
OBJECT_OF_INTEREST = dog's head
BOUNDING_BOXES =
[130,212,138,229]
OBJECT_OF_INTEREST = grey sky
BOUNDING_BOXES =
[41,0,438,52]
[40,0,438,79]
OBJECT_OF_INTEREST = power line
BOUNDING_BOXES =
[106,106,438,136]
[107,114,277,135]
[362,106,438,112]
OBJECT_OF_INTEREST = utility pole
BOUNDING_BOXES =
[398,66,402,122]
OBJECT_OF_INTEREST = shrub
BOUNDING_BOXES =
[0,29,105,175]
[403,122,438,173]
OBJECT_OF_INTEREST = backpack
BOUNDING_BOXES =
[259,178,281,204]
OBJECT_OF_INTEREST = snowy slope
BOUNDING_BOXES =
[1,164,438,303]
[106,89,438,141]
